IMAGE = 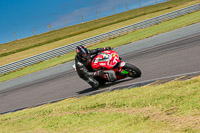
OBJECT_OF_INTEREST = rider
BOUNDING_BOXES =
[75,45,112,89]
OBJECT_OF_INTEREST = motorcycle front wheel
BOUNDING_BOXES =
[122,63,141,78]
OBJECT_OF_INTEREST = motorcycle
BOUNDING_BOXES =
[90,50,141,86]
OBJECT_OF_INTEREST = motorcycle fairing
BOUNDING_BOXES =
[92,50,120,70]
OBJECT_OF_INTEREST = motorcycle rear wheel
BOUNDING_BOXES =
[122,63,141,78]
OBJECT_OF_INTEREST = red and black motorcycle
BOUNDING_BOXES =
[73,50,141,87]
[90,50,141,85]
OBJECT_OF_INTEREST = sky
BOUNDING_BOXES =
[0,0,167,44]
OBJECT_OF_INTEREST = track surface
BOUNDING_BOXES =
[1,29,200,114]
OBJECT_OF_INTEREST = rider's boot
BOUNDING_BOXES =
[87,77,100,90]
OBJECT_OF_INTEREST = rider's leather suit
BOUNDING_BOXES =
[75,48,110,89]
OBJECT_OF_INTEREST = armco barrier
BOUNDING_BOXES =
[0,3,200,75]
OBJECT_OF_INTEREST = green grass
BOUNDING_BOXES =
[1,10,200,82]
[0,0,198,57]
[0,76,200,133]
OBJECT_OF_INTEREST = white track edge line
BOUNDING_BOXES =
[113,70,200,89]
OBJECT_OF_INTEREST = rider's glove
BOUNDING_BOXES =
[93,70,104,77]
[104,47,112,50]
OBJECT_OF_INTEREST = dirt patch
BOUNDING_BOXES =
[50,107,200,129]
[98,107,200,130]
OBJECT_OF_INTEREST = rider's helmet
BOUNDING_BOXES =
[76,45,89,61]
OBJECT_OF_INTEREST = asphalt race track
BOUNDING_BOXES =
[0,26,200,114]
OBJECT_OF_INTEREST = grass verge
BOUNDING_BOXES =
[1,11,200,82]
[0,0,199,65]
[0,76,200,132]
